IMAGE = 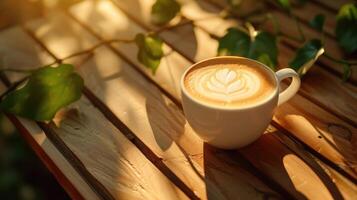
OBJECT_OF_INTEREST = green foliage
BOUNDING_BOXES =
[0,64,83,121]
[151,0,181,25]
[135,33,164,74]
[218,28,278,70]
[335,3,357,54]
[309,14,325,32]
[289,39,324,76]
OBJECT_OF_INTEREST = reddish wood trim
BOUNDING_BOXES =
[6,115,85,200]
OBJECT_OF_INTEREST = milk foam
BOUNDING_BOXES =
[185,64,274,107]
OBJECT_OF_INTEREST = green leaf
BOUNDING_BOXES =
[276,0,290,11]
[257,54,274,68]
[342,64,352,81]
[309,14,326,32]
[289,39,324,75]
[217,28,278,70]
[218,28,250,56]
[135,33,164,74]
[249,31,278,69]
[336,3,357,54]
[0,64,83,121]
[151,0,181,25]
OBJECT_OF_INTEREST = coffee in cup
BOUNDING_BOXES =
[181,56,300,149]
[184,63,276,108]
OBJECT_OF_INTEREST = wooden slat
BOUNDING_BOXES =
[270,126,357,200]
[65,0,357,199]
[207,0,357,82]
[0,26,190,200]
[26,5,282,199]
[109,0,357,180]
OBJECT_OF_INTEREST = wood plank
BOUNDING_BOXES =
[206,0,357,82]
[0,25,189,200]
[25,12,99,59]
[27,5,282,199]
[108,0,357,179]
[66,1,356,197]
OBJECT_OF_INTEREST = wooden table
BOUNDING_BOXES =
[0,0,356,199]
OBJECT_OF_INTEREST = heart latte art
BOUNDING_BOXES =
[184,64,275,107]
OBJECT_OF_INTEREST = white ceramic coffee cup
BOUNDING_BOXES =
[181,56,300,149]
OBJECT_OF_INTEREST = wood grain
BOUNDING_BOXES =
[63,0,356,198]
[0,26,190,200]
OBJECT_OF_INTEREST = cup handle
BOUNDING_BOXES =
[276,68,301,106]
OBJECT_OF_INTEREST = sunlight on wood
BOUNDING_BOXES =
[26,12,98,59]
[276,113,357,168]
[72,0,132,40]
[283,153,333,200]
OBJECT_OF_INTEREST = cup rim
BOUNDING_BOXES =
[180,56,279,111]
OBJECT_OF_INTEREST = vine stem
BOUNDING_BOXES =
[323,53,357,66]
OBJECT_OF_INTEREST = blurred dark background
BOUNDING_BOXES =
[1,1,80,199]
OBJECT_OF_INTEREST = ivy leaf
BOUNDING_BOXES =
[276,0,291,11]
[309,14,326,32]
[217,28,278,70]
[335,3,357,54]
[135,33,164,74]
[249,31,278,69]
[289,39,324,76]
[151,0,181,25]
[0,64,83,121]
[218,28,250,56]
